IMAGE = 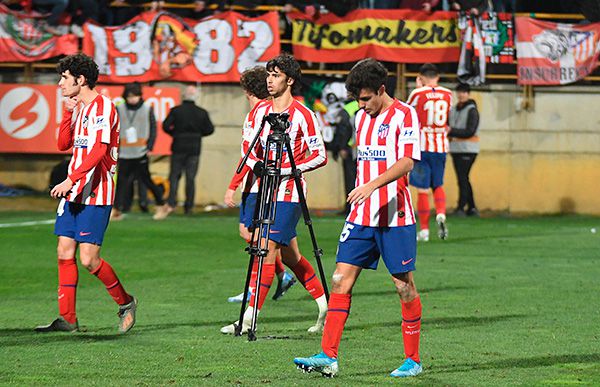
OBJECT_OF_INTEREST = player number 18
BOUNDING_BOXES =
[424,100,448,127]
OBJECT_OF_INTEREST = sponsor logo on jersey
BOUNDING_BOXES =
[357,145,387,161]
[74,137,88,149]
[402,129,414,137]
[308,136,320,146]
[378,123,390,139]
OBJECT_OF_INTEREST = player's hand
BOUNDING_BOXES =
[50,178,73,199]
[224,189,236,208]
[347,182,376,205]
[64,96,78,112]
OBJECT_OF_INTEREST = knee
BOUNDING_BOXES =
[57,246,75,261]
[79,255,100,272]
[331,272,351,294]
[394,280,416,301]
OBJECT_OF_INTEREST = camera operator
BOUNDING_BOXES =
[221,53,328,335]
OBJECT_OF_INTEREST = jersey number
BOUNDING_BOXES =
[339,223,355,242]
[424,100,449,127]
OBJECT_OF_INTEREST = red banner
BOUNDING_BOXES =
[82,11,280,84]
[0,84,180,155]
[289,10,460,63]
[0,4,78,62]
[516,17,600,85]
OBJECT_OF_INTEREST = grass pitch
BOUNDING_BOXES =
[1,208,599,386]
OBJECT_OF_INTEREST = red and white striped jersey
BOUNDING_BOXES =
[64,94,119,205]
[347,100,421,227]
[245,99,327,203]
[238,100,269,194]
[407,86,452,153]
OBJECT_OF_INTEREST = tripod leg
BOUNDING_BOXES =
[248,241,266,342]
[234,252,255,337]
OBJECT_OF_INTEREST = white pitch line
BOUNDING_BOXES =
[0,219,55,228]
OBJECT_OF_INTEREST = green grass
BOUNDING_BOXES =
[1,210,600,385]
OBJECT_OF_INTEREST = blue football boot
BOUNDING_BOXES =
[390,358,422,377]
[294,351,338,377]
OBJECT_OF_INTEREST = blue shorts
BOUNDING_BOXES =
[261,201,301,246]
[239,193,258,229]
[54,200,112,246]
[409,151,447,189]
[336,222,417,274]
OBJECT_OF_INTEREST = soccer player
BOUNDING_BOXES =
[221,53,328,334]
[224,66,296,303]
[36,53,137,334]
[407,63,453,241]
[293,58,423,378]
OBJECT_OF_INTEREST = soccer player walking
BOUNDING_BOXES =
[221,53,328,334]
[293,58,423,378]
[223,66,296,304]
[36,54,137,334]
[407,64,453,241]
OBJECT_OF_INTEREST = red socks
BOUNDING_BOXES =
[248,263,275,310]
[290,256,325,299]
[90,258,131,306]
[321,293,351,359]
[433,186,446,216]
[417,192,430,230]
[401,296,422,363]
[58,258,78,324]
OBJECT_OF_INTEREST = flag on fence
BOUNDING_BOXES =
[0,4,77,62]
[516,17,600,85]
[457,14,486,86]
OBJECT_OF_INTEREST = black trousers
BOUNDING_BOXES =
[114,156,165,212]
[167,152,200,212]
[451,153,477,211]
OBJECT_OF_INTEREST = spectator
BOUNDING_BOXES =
[32,0,68,35]
[111,82,168,221]
[359,0,400,8]
[451,0,488,15]
[448,83,480,217]
[491,0,515,13]
[159,85,214,217]
[399,0,439,12]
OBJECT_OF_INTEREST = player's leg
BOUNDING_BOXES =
[272,253,296,301]
[221,237,278,333]
[390,271,422,377]
[295,222,378,377]
[409,154,432,241]
[294,263,362,377]
[280,238,326,332]
[79,204,136,333]
[35,235,79,332]
[36,200,80,332]
[378,224,422,377]
[431,153,448,240]
[165,152,185,214]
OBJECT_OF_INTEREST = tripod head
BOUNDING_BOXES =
[265,112,290,133]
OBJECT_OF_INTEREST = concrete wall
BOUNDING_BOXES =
[1,76,599,214]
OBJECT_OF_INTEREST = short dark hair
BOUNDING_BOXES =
[419,63,439,78]
[123,82,142,98]
[57,53,99,89]
[240,66,269,99]
[456,83,471,93]
[266,53,301,95]
[345,58,387,98]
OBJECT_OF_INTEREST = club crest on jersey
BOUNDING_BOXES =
[378,124,390,139]
[82,116,89,128]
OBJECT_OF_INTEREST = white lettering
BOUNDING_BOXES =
[193,19,235,74]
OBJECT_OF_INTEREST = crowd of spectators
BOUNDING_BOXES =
[2,0,585,38]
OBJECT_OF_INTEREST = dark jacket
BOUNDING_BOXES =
[448,99,479,139]
[163,100,214,155]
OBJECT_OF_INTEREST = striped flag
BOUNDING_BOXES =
[516,17,600,85]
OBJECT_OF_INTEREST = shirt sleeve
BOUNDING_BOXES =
[398,105,421,161]
[94,103,113,144]
[57,109,74,151]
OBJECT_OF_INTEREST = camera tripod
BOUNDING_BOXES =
[234,112,329,341]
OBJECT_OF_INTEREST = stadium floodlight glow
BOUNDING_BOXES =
[234,112,330,342]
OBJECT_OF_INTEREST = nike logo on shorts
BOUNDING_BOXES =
[402,258,413,265]
[79,231,92,236]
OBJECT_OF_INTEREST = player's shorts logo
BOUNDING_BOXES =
[0,87,49,140]
[378,123,390,139]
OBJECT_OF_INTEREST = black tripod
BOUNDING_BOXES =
[234,112,329,341]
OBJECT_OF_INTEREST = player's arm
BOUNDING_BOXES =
[162,108,175,136]
[280,112,327,175]
[347,157,414,205]
[406,89,419,107]
[147,107,157,152]
[57,97,78,151]
[51,108,114,198]
[224,158,251,207]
